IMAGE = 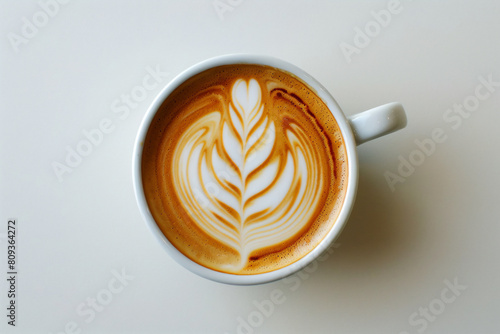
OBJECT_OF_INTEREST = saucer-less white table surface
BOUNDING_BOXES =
[1,1,499,333]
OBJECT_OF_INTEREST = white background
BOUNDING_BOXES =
[1,0,500,333]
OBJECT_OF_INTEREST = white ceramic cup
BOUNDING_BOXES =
[132,54,407,285]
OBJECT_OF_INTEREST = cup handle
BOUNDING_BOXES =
[347,102,407,146]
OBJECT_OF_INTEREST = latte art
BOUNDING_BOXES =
[141,64,348,274]
[172,79,325,272]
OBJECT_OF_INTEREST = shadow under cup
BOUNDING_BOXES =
[133,55,359,285]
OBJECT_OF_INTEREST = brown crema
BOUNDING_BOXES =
[141,64,348,275]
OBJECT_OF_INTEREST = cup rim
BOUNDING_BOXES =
[132,54,359,285]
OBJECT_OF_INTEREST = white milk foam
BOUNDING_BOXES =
[172,79,325,271]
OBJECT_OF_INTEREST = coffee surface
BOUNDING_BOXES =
[142,64,348,274]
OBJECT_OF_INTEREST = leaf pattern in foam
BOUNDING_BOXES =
[173,78,324,271]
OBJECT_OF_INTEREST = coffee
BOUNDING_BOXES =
[141,64,348,275]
